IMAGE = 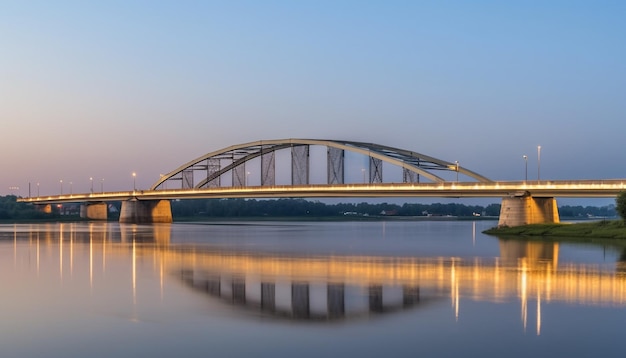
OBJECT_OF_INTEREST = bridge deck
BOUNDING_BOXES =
[17,179,626,204]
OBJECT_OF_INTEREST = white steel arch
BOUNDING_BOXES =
[150,139,492,190]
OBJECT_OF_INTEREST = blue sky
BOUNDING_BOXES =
[1,1,624,205]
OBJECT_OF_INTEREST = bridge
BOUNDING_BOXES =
[17,138,626,226]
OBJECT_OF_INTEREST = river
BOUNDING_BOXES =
[0,220,624,357]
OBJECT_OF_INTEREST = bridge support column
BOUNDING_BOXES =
[261,282,276,312]
[498,195,560,227]
[292,283,310,319]
[327,283,345,318]
[80,202,108,220]
[35,204,52,214]
[119,199,173,224]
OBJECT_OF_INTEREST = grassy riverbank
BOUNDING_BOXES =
[484,220,626,240]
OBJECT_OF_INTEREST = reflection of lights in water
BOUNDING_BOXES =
[451,261,460,321]
[102,231,106,273]
[131,239,138,323]
[89,228,94,290]
[546,264,552,302]
[28,226,33,268]
[70,224,74,277]
[160,259,164,302]
[521,259,528,333]
[450,263,455,309]
[59,223,63,280]
[13,224,17,268]
[132,239,137,306]
[36,232,40,276]
[537,290,541,336]
[454,280,459,321]
[8,224,626,328]
[472,221,476,246]
[521,263,542,336]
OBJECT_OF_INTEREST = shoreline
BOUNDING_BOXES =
[483,219,626,242]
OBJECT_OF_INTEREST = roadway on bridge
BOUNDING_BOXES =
[18,179,626,204]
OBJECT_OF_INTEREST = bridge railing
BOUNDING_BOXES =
[16,179,626,204]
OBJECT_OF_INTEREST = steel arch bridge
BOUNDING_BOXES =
[151,139,493,190]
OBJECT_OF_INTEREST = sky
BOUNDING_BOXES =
[1,1,625,206]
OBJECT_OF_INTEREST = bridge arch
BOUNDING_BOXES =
[151,139,492,190]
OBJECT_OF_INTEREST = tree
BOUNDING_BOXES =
[484,204,501,217]
[616,191,626,221]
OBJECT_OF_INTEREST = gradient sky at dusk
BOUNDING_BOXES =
[1,1,624,205]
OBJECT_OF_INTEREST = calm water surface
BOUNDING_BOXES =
[1,220,625,358]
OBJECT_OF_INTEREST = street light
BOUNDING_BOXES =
[537,145,541,181]
[70,181,73,195]
[101,178,104,193]
[246,171,250,186]
[37,182,40,197]
[60,180,63,195]
[361,168,366,184]
[455,161,459,182]
[523,155,528,182]
[90,177,93,194]
[132,172,137,191]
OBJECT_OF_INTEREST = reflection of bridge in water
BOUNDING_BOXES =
[167,240,626,330]
[8,223,626,332]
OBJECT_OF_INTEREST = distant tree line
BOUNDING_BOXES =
[559,204,616,218]
[171,198,616,219]
[617,191,626,221]
[170,198,497,217]
[0,195,56,220]
[0,195,617,221]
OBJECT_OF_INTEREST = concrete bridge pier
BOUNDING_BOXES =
[80,202,108,220]
[119,199,173,224]
[498,194,560,227]
[35,204,53,214]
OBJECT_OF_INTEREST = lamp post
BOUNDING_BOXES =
[90,177,94,194]
[60,180,63,195]
[455,161,459,182]
[523,155,528,182]
[362,168,366,184]
[246,171,250,186]
[101,178,104,193]
[70,181,73,195]
[537,145,541,181]
[132,172,137,191]
[37,182,40,197]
